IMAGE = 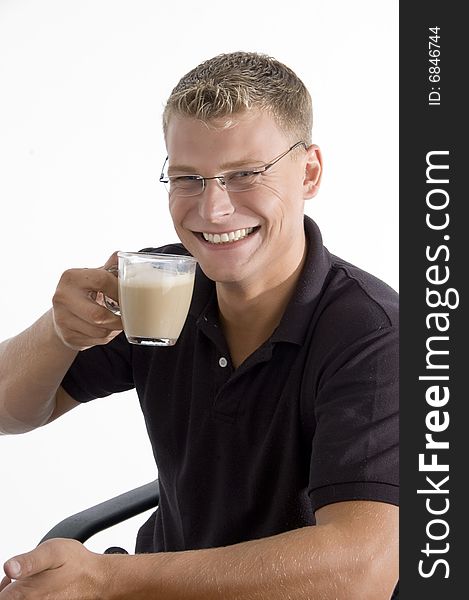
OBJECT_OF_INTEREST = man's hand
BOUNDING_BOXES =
[0,539,109,599]
[52,252,123,351]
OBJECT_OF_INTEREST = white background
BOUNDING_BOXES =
[0,0,398,565]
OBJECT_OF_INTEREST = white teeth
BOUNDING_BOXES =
[202,227,255,244]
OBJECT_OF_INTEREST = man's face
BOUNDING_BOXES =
[165,110,321,290]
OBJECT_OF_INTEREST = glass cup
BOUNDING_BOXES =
[105,251,197,346]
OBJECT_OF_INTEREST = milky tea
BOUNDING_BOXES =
[116,253,196,346]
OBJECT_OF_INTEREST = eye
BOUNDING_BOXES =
[227,170,258,181]
[167,175,203,194]
[172,175,202,182]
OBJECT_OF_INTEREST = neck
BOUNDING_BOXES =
[216,236,307,368]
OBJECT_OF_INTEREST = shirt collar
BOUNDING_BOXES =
[189,215,331,346]
[270,215,331,345]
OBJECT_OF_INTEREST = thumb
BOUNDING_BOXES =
[3,558,22,580]
[4,542,64,580]
[102,251,119,272]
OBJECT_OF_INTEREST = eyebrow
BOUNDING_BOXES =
[168,157,265,175]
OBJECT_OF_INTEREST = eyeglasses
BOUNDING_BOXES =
[159,141,307,197]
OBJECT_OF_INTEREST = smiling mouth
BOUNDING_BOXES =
[197,226,260,245]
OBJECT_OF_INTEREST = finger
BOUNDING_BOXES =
[4,542,65,581]
[60,312,121,339]
[69,299,122,330]
[58,268,119,301]
[102,251,119,271]
[53,304,121,342]
[83,269,119,301]
[0,575,11,592]
[62,328,122,350]
[54,314,122,350]
[53,298,122,351]
[55,286,121,329]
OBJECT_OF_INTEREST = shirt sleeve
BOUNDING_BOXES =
[308,325,399,511]
[61,332,135,402]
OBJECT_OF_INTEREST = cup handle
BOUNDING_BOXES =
[103,295,121,316]
[103,266,121,316]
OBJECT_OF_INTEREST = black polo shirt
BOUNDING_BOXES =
[61,216,399,553]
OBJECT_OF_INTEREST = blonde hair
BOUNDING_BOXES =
[163,51,313,145]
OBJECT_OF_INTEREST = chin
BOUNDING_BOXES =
[196,261,248,284]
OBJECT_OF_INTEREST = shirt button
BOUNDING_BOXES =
[219,357,228,368]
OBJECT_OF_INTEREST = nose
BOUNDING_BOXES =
[198,178,235,223]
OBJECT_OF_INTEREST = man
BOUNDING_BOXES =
[0,52,398,599]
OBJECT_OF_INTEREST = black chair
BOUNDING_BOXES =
[39,480,398,598]
[39,479,160,550]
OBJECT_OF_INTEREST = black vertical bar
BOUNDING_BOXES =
[400,1,466,597]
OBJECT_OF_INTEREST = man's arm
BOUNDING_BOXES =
[111,500,398,600]
[0,310,78,434]
[0,258,121,435]
[1,500,398,599]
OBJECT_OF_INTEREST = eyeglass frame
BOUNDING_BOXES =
[159,140,308,197]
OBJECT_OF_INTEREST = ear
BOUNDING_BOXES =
[303,144,322,199]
